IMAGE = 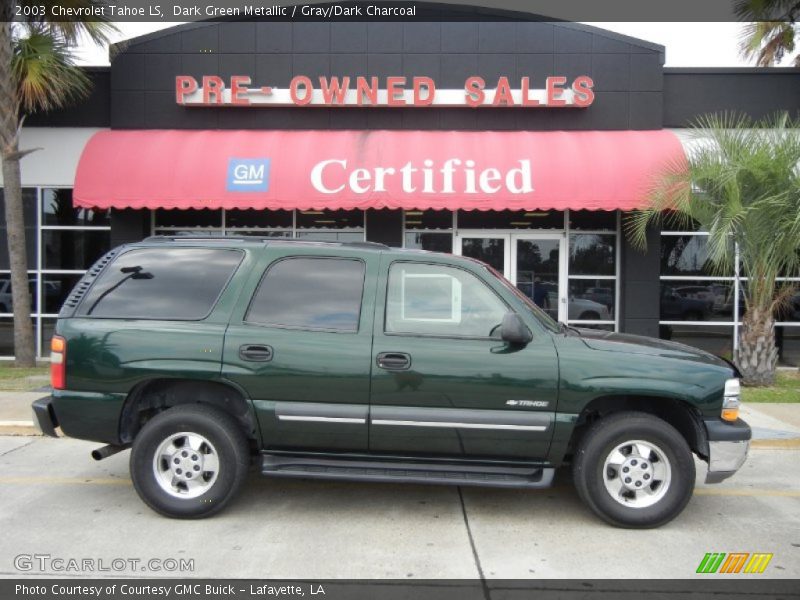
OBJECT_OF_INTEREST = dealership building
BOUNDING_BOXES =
[1,11,799,361]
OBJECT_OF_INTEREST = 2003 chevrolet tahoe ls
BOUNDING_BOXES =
[32,236,751,527]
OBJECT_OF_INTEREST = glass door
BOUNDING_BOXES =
[456,232,567,322]
[455,233,510,278]
[511,234,566,322]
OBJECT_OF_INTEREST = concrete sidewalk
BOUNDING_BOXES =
[1,388,798,445]
[0,391,48,436]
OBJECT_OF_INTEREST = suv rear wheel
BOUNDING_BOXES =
[572,412,695,528]
[130,404,249,518]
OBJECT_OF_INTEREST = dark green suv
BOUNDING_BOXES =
[32,236,750,527]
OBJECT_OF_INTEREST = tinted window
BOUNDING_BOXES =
[43,229,110,270]
[386,263,507,338]
[568,210,617,231]
[42,188,109,226]
[247,257,365,332]
[569,234,616,276]
[77,248,243,319]
[405,232,453,253]
[0,188,37,270]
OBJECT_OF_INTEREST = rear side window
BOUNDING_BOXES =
[77,247,243,320]
[246,257,365,332]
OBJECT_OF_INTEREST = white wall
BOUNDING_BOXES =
[0,127,106,188]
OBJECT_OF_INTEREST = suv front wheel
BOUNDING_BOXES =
[572,412,695,528]
[130,404,250,518]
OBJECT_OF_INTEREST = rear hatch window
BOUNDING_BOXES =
[75,247,243,320]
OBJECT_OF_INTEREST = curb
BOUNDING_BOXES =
[0,424,41,436]
[750,438,800,449]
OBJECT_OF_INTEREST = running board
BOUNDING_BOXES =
[260,454,555,489]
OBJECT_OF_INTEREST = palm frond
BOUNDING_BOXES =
[13,30,91,113]
[734,0,800,21]
[628,111,800,314]
[16,1,117,44]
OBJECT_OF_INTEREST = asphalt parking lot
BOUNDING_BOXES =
[0,435,798,580]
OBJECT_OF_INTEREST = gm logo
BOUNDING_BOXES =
[227,158,270,192]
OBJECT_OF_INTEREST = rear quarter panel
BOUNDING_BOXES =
[52,245,257,443]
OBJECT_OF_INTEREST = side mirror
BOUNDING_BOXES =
[500,312,532,345]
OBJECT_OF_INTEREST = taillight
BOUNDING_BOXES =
[51,335,66,390]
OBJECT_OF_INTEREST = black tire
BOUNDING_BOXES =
[130,404,250,519]
[579,311,600,320]
[572,412,695,528]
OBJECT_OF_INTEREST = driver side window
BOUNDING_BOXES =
[385,262,508,338]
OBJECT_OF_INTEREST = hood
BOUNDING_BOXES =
[573,328,731,369]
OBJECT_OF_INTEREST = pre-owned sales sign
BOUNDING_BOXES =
[175,75,595,108]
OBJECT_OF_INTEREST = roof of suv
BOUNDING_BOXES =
[138,235,454,260]
[143,235,389,251]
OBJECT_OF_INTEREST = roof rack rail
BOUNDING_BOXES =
[142,235,389,249]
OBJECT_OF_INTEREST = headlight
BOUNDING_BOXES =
[722,378,740,422]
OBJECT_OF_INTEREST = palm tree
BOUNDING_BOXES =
[736,0,800,66]
[627,113,800,386]
[0,4,115,366]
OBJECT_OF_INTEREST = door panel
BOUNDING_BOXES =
[370,258,559,460]
[222,250,377,452]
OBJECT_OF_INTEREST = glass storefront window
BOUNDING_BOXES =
[40,318,56,356]
[660,229,743,356]
[568,210,617,231]
[568,279,615,320]
[0,186,113,356]
[405,232,452,253]
[41,189,109,227]
[461,237,505,272]
[296,209,364,230]
[0,188,37,270]
[295,231,365,242]
[777,285,800,323]
[226,209,292,229]
[0,317,14,356]
[42,274,83,314]
[154,229,223,237]
[42,229,111,270]
[660,234,734,277]
[404,210,452,230]
[659,280,735,322]
[229,230,292,238]
[569,234,616,276]
[0,274,37,314]
[458,209,564,229]
[155,209,222,228]
[776,325,800,366]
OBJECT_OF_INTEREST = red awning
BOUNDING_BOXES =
[74,129,684,212]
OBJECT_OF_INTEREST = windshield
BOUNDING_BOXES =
[484,265,561,333]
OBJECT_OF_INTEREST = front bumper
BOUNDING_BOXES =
[703,418,751,484]
[31,396,59,438]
